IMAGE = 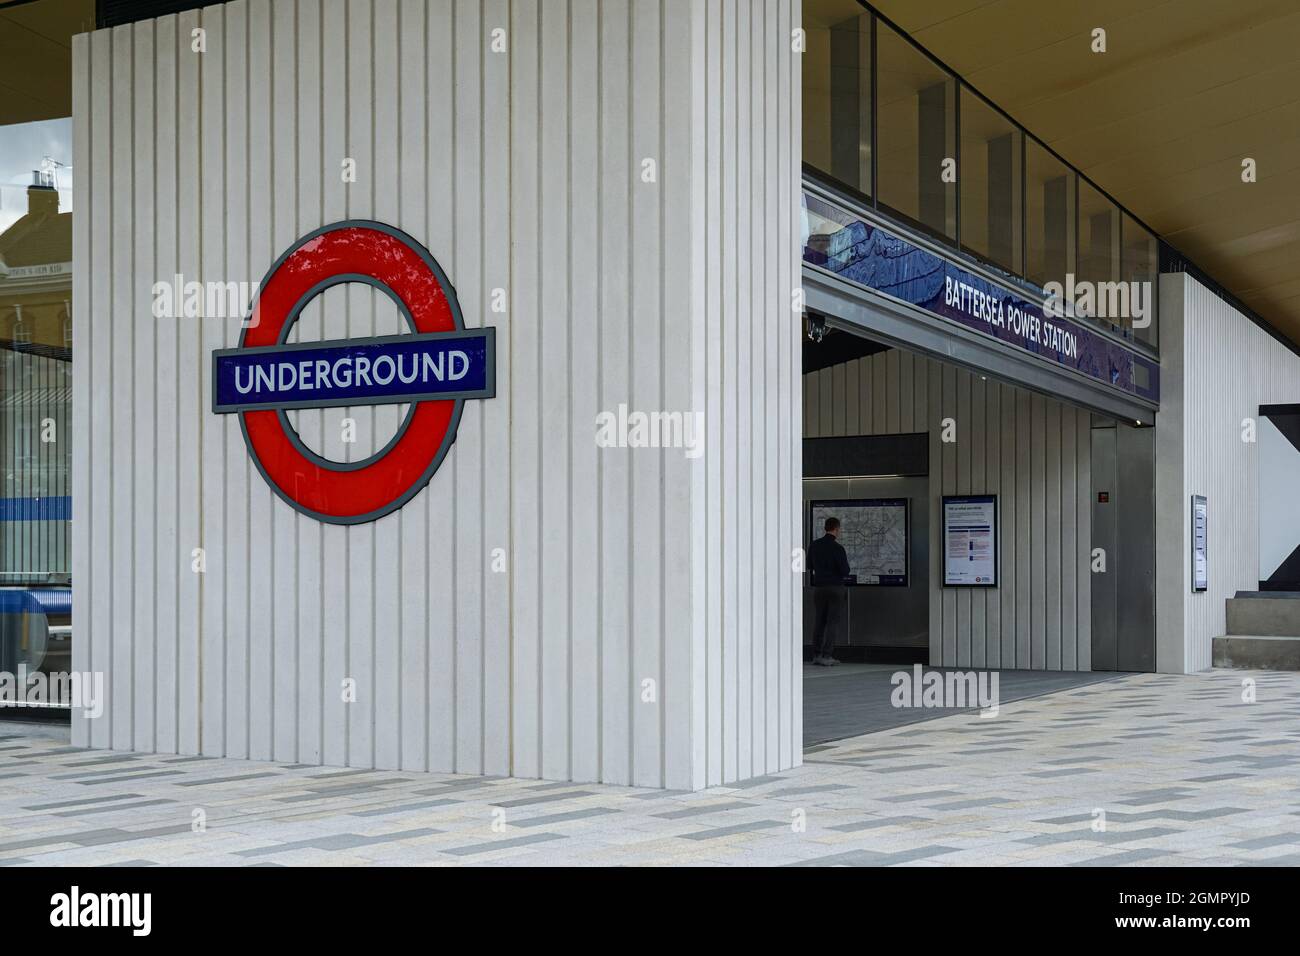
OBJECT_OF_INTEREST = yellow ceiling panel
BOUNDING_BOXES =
[872,0,1300,344]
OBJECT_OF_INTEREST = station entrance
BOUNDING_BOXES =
[799,321,1157,745]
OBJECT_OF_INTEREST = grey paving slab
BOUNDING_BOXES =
[1068,848,1172,866]
[1114,788,1198,806]
[725,775,787,789]
[77,770,187,786]
[24,793,146,811]
[926,797,1012,810]
[349,799,461,817]
[508,807,621,828]
[678,819,788,841]
[54,799,177,817]
[175,772,282,787]
[1228,833,1300,850]
[827,815,930,832]
[492,790,598,808]
[235,828,441,857]
[1016,827,1182,847]
[767,784,854,797]
[99,859,159,867]
[439,832,567,856]
[877,789,962,802]
[787,845,962,866]
[653,800,756,819]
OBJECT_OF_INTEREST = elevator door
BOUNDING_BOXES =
[1090,421,1156,671]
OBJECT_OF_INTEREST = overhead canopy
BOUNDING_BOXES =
[0,0,95,126]
[871,0,1300,347]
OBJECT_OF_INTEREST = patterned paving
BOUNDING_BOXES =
[2,668,1299,866]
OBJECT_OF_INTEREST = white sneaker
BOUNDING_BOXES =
[824,656,841,666]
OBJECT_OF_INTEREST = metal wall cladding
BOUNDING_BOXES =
[72,0,803,790]
[804,346,1093,670]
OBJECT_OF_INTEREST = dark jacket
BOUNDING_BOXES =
[808,533,851,587]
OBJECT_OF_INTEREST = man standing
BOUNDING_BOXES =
[808,516,851,666]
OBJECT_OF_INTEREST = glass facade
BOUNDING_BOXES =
[875,23,955,240]
[1122,212,1160,349]
[801,0,1160,352]
[1077,178,1120,294]
[802,0,872,197]
[0,0,86,708]
[959,88,1022,274]
[1025,138,1075,290]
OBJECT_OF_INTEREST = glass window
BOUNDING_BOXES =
[802,0,872,196]
[1025,139,1075,289]
[1076,179,1119,300]
[1122,212,1160,348]
[0,0,87,707]
[959,89,1022,274]
[0,129,73,695]
[876,22,955,241]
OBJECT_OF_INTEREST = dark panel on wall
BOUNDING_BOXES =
[1091,421,1155,672]
[804,433,928,479]
[1090,425,1118,670]
[1115,423,1156,672]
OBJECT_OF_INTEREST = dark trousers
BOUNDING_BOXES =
[811,585,847,658]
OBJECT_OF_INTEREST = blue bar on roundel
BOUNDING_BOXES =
[212,327,496,413]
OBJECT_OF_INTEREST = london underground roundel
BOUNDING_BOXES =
[212,221,495,524]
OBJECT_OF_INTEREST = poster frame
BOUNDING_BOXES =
[942,493,999,588]
[807,497,910,587]
[1192,494,1208,593]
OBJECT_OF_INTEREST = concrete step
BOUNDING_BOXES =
[1213,635,1300,670]
[1225,594,1300,638]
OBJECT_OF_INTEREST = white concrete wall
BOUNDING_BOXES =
[692,0,804,787]
[71,0,801,789]
[1155,273,1300,672]
[804,348,1093,670]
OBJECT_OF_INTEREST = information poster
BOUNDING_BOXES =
[1192,495,1208,592]
[809,498,909,586]
[943,495,998,587]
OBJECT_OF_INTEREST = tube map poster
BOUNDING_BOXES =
[809,498,909,586]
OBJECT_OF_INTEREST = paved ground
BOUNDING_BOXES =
[2,668,1299,866]
[803,662,1127,744]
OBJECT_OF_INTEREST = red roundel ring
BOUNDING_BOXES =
[239,221,464,524]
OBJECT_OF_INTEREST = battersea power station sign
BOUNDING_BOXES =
[802,192,1159,405]
[212,221,496,524]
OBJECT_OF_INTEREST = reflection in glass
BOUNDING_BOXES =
[803,0,872,196]
[0,118,73,704]
[1123,212,1159,348]
[959,89,1021,275]
[876,21,955,241]
[1025,139,1075,289]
